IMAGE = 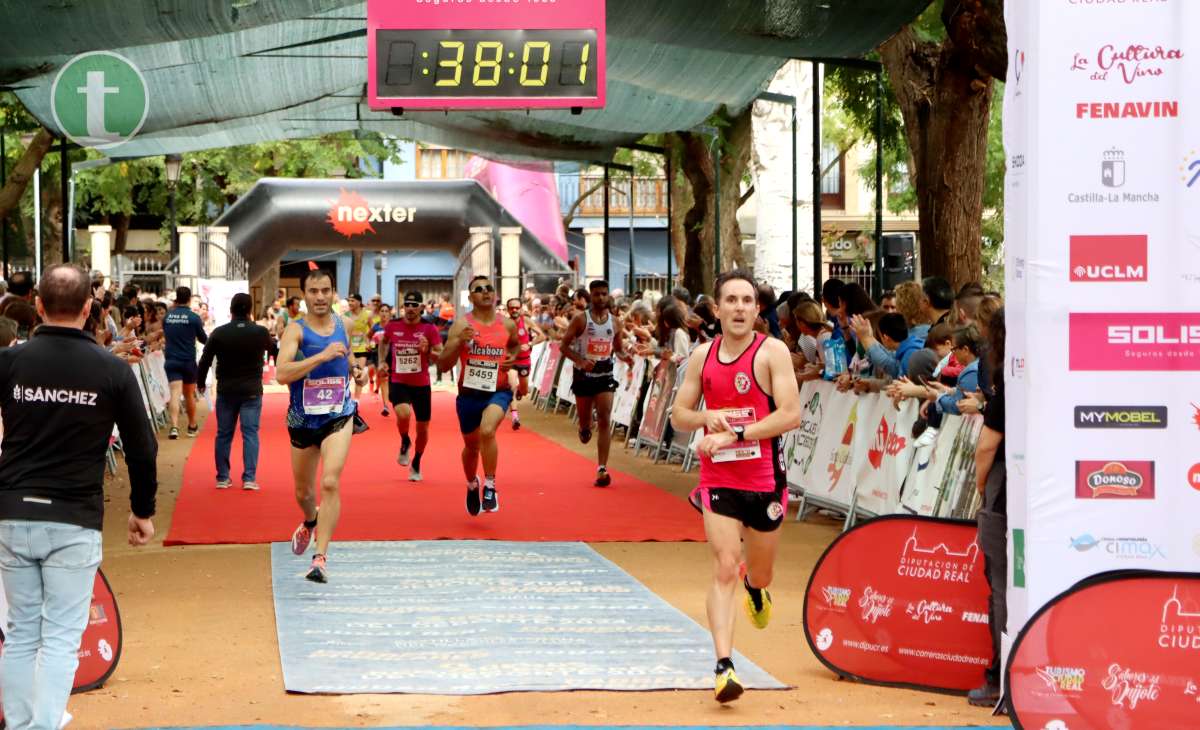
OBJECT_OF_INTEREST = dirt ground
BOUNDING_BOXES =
[71,398,1008,729]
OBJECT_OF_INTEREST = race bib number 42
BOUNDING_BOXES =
[711,406,762,463]
[463,359,499,392]
[302,376,346,415]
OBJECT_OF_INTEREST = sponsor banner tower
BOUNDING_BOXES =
[1004,0,1200,664]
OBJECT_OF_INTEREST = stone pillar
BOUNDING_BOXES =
[466,226,494,307]
[499,226,522,304]
[583,227,605,285]
[178,226,200,292]
[88,225,112,289]
[207,225,230,279]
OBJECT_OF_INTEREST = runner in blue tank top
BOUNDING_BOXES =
[275,267,366,583]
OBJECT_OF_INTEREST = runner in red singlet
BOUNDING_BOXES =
[670,269,801,704]
[437,275,520,516]
[378,291,442,481]
[506,297,545,431]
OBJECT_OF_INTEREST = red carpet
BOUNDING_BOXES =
[164,392,705,545]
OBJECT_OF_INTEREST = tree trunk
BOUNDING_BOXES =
[252,262,280,320]
[880,24,994,288]
[40,179,64,268]
[665,133,691,292]
[349,250,364,296]
[672,107,755,297]
[112,212,131,254]
[0,128,54,224]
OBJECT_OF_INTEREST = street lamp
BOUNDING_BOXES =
[164,153,182,266]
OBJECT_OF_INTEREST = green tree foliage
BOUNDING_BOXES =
[825,0,1007,290]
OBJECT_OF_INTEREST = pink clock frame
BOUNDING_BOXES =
[367,0,606,110]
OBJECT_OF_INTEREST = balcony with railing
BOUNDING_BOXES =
[557,174,669,218]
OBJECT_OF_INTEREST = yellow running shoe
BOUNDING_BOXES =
[714,667,745,703]
[744,585,772,629]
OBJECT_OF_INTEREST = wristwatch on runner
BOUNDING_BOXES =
[733,425,746,442]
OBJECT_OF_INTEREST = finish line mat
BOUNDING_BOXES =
[165,392,704,545]
[271,541,786,695]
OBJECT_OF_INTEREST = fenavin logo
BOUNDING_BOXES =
[51,51,149,149]
[1074,405,1166,429]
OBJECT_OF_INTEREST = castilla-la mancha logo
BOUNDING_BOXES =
[326,189,418,239]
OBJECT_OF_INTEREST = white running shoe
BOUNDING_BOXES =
[409,469,423,482]
[216,478,232,489]
[398,441,411,466]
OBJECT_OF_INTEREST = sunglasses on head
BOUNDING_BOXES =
[472,284,495,294]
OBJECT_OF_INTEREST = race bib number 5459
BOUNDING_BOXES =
[463,359,498,392]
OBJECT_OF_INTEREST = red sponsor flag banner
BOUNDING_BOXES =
[0,569,122,724]
[803,515,993,693]
[1007,571,1200,730]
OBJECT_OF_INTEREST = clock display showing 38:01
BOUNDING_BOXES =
[375,29,599,99]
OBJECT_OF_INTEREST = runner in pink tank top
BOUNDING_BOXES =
[437,275,519,518]
[670,269,801,704]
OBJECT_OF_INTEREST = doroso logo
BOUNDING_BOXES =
[1075,460,1155,499]
[1069,234,1147,281]
[1069,313,1200,371]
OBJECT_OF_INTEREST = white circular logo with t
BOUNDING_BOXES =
[50,51,149,149]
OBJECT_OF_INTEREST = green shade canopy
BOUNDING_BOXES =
[0,0,925,161]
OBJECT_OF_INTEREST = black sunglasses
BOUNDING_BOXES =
[472,284,495,294]
[403,301,421,308]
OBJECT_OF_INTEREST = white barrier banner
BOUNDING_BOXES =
[852,396,920,515]
[899,416,966,517]
[786,380,834,489]
[796,383,858,508]
[555,359,575,405]
[528,342,549,393]
[612,356,647,429]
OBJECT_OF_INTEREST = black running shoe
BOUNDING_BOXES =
[482,484,499,513]
[466,479,481,516]
[594,469,611,488]
[579,427,592,444]
[186,424,199,437]
[305,554,327,583]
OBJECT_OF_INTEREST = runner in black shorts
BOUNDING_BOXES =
[559,280,630,487]
[506,298,545,431]
[378,291,442,481]
[670,269,801,703]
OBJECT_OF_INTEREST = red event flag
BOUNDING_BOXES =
[804,515,993,692]
[1007,571,1200,729]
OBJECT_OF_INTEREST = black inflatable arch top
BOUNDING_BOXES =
[214,178,570,283]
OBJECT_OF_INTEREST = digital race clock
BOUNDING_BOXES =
[367,1,606,111]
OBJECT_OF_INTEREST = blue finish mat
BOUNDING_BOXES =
[271,541,786,694]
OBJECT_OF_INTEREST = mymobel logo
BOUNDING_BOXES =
[50,52,149,149]
[1074,405,1167,429]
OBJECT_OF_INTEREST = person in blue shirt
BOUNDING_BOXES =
[162,286,208,439]
[929,326,982,416]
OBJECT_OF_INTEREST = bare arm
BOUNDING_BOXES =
[437,319,469,373]
[974,426,1002,497]
[748,338,803,439]
[558,313,587,368]
[668,343,712,433]
[275,322,343,385]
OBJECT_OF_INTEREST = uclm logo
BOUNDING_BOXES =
[1070,313,1200,371]
[325,189,418,239]
[1069,234,1147,281]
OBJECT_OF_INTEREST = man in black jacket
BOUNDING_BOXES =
[0,264,157,730]
[198,292,277,491]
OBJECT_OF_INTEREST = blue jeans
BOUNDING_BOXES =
[215,393,262,482]
[0,520,102,730]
